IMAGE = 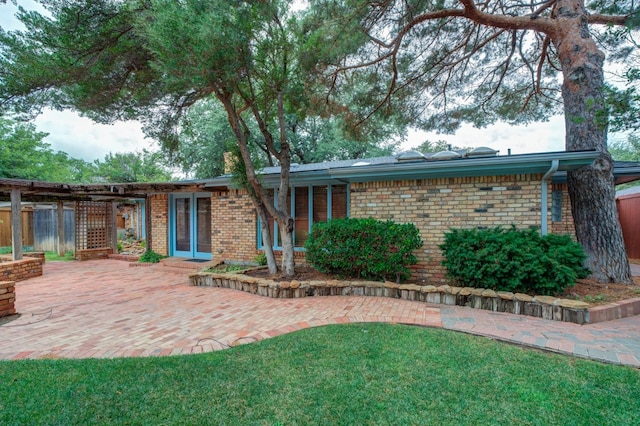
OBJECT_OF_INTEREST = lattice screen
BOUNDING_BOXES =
[75,201,113,250]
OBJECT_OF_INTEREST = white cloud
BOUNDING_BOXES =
[1,3,154,162]
[403,116,566,155]
[34,110,155,162]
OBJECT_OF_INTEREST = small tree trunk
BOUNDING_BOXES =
[278,216,295,276]
[553,0,632,283]
[274,91,295,276]
[257,205,278,274]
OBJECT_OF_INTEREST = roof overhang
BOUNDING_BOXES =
[0,179,212,202]
[611,166,640,185]
[204,151,606,189]
[327,150,601,182]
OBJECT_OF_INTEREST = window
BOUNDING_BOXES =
[258,184,348,249]
[552,190,563,222]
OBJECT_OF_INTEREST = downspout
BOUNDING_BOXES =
[541,160,559,236]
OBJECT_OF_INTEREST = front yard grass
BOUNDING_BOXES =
[44,251,75,262]
[1,323,639,425]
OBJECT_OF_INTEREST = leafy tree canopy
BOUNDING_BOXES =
[410,139,469,153]
[92,150,173,183]
[303,0,640,134]
[0,116,93,181]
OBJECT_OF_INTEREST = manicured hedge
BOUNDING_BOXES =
[305,218,423,282]
[440,227,590,295]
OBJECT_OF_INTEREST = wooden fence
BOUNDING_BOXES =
[33,208,75,253]
[0,210,34,248]
[0,207,74,252]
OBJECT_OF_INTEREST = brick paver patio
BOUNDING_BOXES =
[1,259,639,367]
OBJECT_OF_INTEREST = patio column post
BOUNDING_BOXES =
[57,200,65,257]
[145,194,153,252]
[111,202,118,254]
[10,189,23,261]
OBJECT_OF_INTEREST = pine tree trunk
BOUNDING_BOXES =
[553,0,632,283]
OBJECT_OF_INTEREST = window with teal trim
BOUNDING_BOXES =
[257,184,348,249]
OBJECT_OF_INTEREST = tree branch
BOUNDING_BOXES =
[588,14,633,26]
[458,0,556,35]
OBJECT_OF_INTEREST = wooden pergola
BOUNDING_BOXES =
[0,178,214,260]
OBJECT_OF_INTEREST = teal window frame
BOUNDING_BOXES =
[257,183,349,250]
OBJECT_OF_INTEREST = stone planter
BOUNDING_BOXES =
[189,270,611,324]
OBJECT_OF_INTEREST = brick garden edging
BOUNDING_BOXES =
[76,248,113,261]
[0,280,16,318]
[189,270,607,325]
[0,256,44,282]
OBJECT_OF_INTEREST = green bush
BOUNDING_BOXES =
[439,227,590,295]
[304,217,423,282]
[254,252,267,266]
[138,250,166,264]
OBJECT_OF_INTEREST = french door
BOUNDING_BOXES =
[171,193,212,259]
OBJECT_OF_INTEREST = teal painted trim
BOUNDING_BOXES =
[256,184,351,251]
[327,151,600,183]
[203,151,600,189]
[169,193,212,260]
[141,200,146,241]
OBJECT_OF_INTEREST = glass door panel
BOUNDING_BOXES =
[172,194,212,259]
[196,197,211,254]
[175,197,191,252]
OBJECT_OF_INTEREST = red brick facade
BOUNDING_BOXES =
[210,189,261,262]
[0,257,44,282]
[151,174,575,284]
[551,183,575,235]
[150,194,169,256]
[0,280,15,318]
[348,174,570,283]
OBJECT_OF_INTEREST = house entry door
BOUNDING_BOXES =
[171,193,212,259]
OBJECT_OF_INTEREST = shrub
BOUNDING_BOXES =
[254,252,267,266]
[305,217,423,282]
[138,250,166,264]
[439,227,590,295]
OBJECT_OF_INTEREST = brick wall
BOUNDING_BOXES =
[75,248,113,261]
[551,183,575,235]
[151,194,169,256]
[0,281,16,318]
[181,175,576,280]
[349,174,574,284]
[211,189,262,263]
[0,257,43,282]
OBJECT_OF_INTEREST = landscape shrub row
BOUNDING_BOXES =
[440,226,589,295]
[305,217,423,283]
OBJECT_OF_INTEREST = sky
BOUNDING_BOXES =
[0,1,625,164]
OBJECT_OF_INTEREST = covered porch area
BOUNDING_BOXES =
[0,178,213,262]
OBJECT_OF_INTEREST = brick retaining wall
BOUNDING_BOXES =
[190,270,594,324]
[75,248,113,261]
[0,280,16,318]
[0,257,44,282]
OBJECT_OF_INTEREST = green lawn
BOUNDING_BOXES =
[1,324,638,425]
[44,251,75,262]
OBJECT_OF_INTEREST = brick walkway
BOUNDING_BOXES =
[1,259,639,367]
